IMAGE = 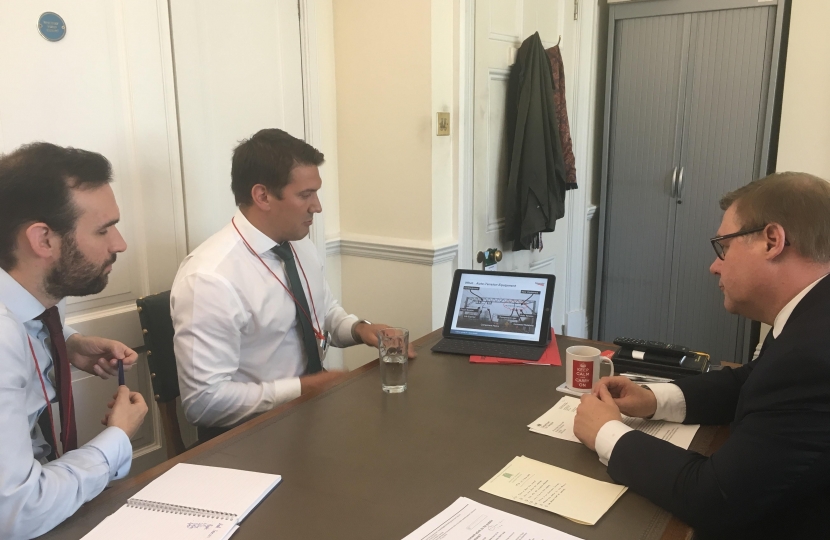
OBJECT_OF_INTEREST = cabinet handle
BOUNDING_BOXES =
[670,167,678,198]
[676,167,685,204]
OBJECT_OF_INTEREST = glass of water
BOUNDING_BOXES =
[378,327,409,393]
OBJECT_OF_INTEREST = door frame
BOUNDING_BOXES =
[299,0,328,265]
[457,0,602,337]
[591,0,789,359]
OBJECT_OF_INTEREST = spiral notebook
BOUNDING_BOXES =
[82,464,281,540]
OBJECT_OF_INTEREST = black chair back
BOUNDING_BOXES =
[136,291,178,402]
[136,290,186,456]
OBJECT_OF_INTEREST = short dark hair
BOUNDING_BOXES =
[720,172,830,262]
[231,128,324,205]
[0,142,112,270]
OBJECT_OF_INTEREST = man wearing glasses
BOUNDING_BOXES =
[574,172,830,539]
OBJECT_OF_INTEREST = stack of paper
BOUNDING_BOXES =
[528,396,700,449]
[480,456,627,525]
[402,497,583,540]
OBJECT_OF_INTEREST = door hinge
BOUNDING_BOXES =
[574,0,579,20]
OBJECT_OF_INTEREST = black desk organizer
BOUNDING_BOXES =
[611,345,710,380]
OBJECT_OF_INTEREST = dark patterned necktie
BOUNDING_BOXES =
[36,307,78,452]
[271,243,323,374]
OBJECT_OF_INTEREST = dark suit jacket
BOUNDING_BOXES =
[608,276,830,539]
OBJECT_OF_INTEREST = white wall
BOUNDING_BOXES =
[322,1,605,366]
[326,0,458,369]
[776,0,830,178]
[754,0,830,355]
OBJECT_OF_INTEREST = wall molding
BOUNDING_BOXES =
[326,235,458,266]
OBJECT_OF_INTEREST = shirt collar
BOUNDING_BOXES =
[233,208,281,256]
[0,267,47,324]
[772,273,829,338]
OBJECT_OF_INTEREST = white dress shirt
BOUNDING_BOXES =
[171,210,359,428]
[0,269,132,540]
[594,273,829,465]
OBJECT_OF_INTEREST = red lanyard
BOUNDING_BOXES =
[232,218,324,340]
[28,336,65,459]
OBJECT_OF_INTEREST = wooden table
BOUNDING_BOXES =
[42,330,729,540]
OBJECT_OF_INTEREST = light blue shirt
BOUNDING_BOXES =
[0,269,132,540]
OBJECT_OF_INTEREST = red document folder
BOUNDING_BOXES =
[469,332,562,366]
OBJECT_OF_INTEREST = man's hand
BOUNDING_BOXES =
[353,322,417,359]
[573,385,623,451]
[101,386,148,439]
[66,334,138,380]
[299,370,348,395]
[594,376,657,418]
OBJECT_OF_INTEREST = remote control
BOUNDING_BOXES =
[613,337,691,356]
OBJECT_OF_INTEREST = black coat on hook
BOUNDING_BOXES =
[503,32,567,251]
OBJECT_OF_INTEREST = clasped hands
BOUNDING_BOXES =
[573,376,658,451]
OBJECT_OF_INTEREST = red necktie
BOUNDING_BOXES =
[37,307,78,452]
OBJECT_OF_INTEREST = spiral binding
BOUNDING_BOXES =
[127,499,237,521]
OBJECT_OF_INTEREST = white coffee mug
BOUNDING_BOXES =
[565,346,614,393]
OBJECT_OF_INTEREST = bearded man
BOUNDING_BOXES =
[0,142,148,540]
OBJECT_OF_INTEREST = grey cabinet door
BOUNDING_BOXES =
[598,13,687,342]
[668,6,776,362]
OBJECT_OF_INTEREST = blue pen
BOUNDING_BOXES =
[117,359,125,386]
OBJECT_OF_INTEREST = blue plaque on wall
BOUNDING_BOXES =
[38,12,66,42]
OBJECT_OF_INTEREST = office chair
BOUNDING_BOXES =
[136,291,187,458]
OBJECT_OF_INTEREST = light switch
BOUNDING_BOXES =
[436,112,450,136]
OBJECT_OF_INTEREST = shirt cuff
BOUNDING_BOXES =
[62,324,79,343]
[273,377,302,403]
[84,426,133,480]
[334,315,360,346]
[595,420,633,466]
[649,383,687,422]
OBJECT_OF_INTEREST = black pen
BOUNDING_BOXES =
[117,359,125,386]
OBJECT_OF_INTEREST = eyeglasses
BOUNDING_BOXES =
[710,225,790,260]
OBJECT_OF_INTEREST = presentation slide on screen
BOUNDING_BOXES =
[450,273,549,342]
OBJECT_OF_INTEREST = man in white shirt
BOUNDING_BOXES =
[573,172,830,539]
[171,128,412,437]
[0,142,148,540]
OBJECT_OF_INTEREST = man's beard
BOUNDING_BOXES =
[44,233,116,299]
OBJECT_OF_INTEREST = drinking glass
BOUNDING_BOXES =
[378,328,409,393]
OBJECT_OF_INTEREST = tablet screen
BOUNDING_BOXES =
[449,272,550,342]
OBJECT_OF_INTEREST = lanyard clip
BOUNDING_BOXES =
[318,331,330,359]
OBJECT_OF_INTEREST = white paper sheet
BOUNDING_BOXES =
[401,497,584,540]
[529,396,700,449]
[480,456,627,526]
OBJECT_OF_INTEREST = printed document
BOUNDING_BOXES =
[402,497,583,540]
[529,396,699,449]
[480,456,627,526]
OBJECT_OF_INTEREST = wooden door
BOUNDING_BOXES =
[472,0,577,334]
[0,0,187,472]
